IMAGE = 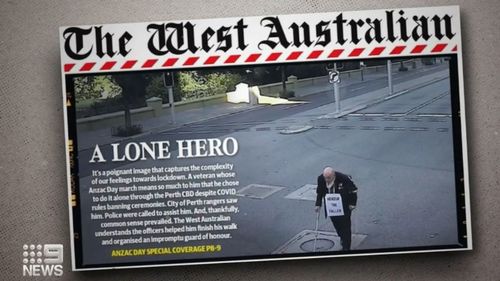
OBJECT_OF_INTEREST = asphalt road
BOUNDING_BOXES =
[216,78,457,257]
[77,62,449,177]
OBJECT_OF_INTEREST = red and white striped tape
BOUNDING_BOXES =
[63,43,457,73]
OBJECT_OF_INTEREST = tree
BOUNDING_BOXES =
[176,71,241,100]
[111,73,148,134]
[74,76,121,101]
[280,65,287,98]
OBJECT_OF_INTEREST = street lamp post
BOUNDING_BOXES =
[327,63,341,114]
[360,61,365,81]
[163,72,176,124]
[387,60,393,96]
[334,63,340,113]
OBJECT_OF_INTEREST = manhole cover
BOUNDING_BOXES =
[285,184,317,201]
[273,230,367,254]
[237,184,286,199]
[300,238,335,252]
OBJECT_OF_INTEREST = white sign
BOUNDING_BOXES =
[328,70,340,84]
[325,194,344,217]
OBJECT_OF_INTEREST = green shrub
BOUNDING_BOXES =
[178,71,241,100]
[111,124,143,137]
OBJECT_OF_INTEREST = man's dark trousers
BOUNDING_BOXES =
[331,209,351,250]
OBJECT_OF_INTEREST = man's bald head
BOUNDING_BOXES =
[323,166,335,183]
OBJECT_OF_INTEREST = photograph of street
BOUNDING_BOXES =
[69,56,465,266]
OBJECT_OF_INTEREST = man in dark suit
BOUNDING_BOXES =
[315,167,358,251]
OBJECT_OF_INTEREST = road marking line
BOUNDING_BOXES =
[416,114,452,117]
[348,113,385,117]
[360,126,380,130]
[351,86,366,91]
[360,117,376,121]
[283,104,304,109]
[404,117,421,122]
[337,126,356,130]
[315,125,331,129]
[410,127,429,131]
[363,113,385,116]
[384,127,406,131]
[404,90,449,115]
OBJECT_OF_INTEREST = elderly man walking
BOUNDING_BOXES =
[315,167,358,251]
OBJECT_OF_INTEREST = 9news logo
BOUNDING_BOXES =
[22,244,63,277]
